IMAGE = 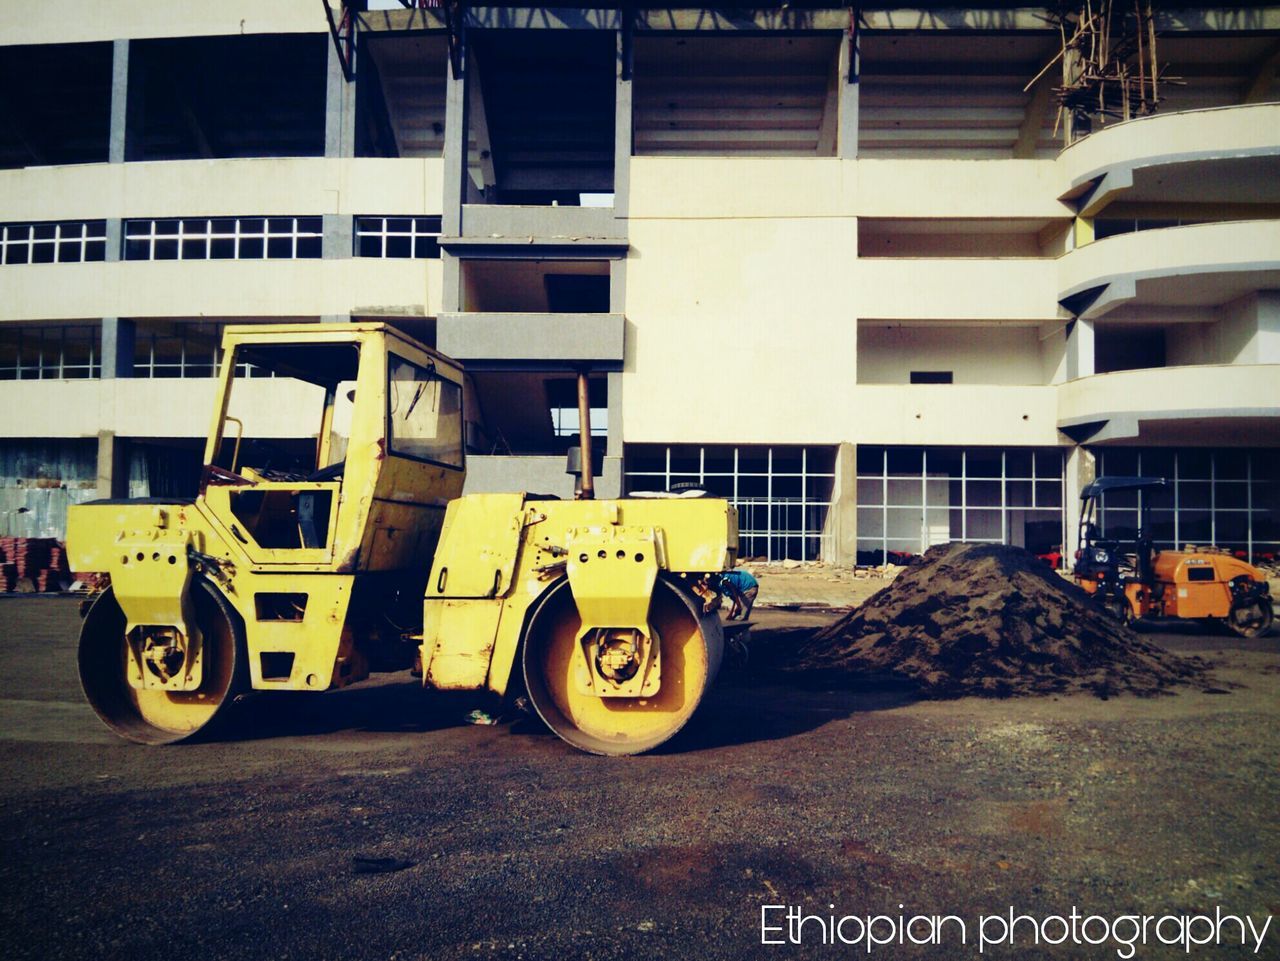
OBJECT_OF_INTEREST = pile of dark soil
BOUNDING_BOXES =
[786,543,1213,698]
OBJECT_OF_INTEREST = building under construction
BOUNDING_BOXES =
[0,0,1277,566]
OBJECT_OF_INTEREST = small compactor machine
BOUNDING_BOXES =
[1073,475,1273,637]
[67,323,736,755]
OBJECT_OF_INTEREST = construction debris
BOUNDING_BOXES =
[786,542,1214,699]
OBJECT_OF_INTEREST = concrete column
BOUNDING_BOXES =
[100,318,135,380]
[96,431,130,500]
[1063,445,1096,564]
[324,41,356,263]
[606,371,623,459]
[107,39,138,265]
[837,29,859,159]
[1065,317,1095,381]
[324,38,357,160]
[442,39,470,237]
[109,39,129,163]
[613,27,633,219]
[1256,291,1280,363]
[322,212,352,261]
[824,442,859,565]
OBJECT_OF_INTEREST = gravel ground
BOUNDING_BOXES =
[0,597,1277,961]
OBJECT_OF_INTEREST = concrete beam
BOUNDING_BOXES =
[437,312,625,364]
[638,8,851,31]
[467,7,622,30]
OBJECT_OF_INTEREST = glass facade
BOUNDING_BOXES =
[856,445,1065,565]
[625,444,836,562]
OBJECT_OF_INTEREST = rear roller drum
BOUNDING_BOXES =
[79,580,245,744]
[1227,594,1273,639]
[522,577,724,756]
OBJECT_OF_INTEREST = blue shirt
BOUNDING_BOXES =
[719,569,758,593]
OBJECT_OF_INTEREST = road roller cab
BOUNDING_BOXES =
[67,323,737,753]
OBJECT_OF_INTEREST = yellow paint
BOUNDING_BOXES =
[421,493,735,699]
[1073,216,1095,248]
[69,322,736,753]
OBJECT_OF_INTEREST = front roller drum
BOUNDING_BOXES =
[521,576,724,756]
[79,580,245,745]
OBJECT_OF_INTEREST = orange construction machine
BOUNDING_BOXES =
[1073,476,1273,638]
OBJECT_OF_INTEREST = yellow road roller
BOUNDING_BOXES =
[67,323,735,755]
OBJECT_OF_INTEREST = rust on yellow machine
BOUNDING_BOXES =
[1073,476,1273,638]
[66,323,736,754]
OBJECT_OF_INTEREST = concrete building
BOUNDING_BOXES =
[1,1,1277,567]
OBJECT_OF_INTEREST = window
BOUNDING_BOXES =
[1094,448,1279,562]
[625,445,836,562]
[355,216,442,259]
[124,217,323,261]
[856,446,1066,565]
[910,371,953,384]
[0,325,100,380]
[1,221,106,265]
[387,355,463,469]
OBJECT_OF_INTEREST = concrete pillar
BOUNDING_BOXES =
[613,27,633,218]
[322,212,352,261]
[837,29,859,159]
[824,442,859,565]
[1065,317,1095,380]
[323,41,356,263]
[606,371,623,459]
[324,38,357,160]
[1063,445,1096,565]
[107,39,139,265]
[100,318,135,380]
[96,431,130,500]
[109,39,129,163]
[441,39,470,238]
[1256,291,1280,363]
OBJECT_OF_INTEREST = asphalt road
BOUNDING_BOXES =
[1,598,1277,961]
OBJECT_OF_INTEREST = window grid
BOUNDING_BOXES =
[0,221,107,265]
[856,446,1066,565]
[1095,448,1277,562]
[131,322,277,380]
[0,325,100,380]
[625,445,836,562]
[354,216,443,259]
[124,217,323,262]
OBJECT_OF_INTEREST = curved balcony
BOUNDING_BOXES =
[1058,220,1280,319]
[1059,104,1280,215]
[1058,364,1280,446]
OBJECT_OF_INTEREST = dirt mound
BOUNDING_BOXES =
[787,542,1212,698]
